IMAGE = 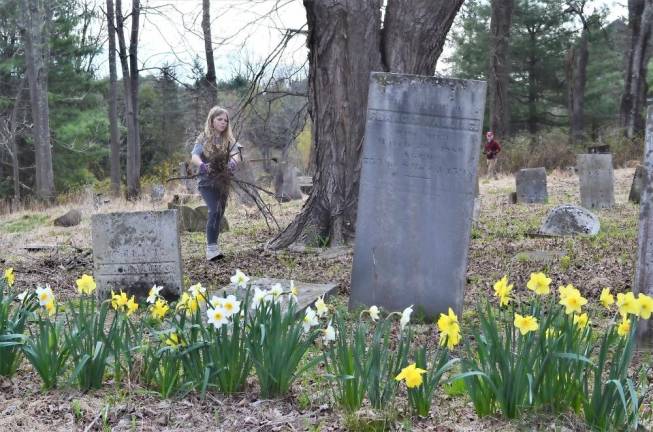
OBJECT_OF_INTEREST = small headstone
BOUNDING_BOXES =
[91,210,183,299]
[274,162,303,202]
[217,278,337,314]
[298,176,313,194]
[515,167,548,203]
[539,204,600,236]
[350,73,486,319]
[636,105,653,341]
[150,184,165,202]
[576,154,614,209]
[629,165,645,204]
[194,205,229,232]
[53,209,81,227]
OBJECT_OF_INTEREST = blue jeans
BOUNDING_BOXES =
[199,186,226,245]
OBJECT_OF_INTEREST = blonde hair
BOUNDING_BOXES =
[202,106,235,157]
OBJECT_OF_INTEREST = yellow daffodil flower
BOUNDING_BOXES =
[638,293,653,319]
[125,296,139,316]
[75,274,96,295]
[514,313,539,335]
[527,272,551,295]
[3,268,15,287]
[395,363,427,388]
[599,288,614,309]
[573,313,590,329]
[438,308,461,349]
[493,275,513,307]
[151,299,169,320]
[165,332,184,348]
[559,290,588,315]
[558,284,579,301]
[43,299,56,316]
[617,292,640,317]
[617,317,631,337]
[111,291,129,311]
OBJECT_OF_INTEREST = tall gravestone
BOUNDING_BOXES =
[91,210,183,299]
[636,105,653,342]
[349,73,486,319]
[577,153,614,209]
[515,167,548,203]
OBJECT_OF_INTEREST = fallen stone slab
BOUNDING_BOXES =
[539,204,600,236]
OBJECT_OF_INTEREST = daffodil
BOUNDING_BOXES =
[617,292,640,317]
[269,283,283,302]
[176,292,199,316]
[573,313,590,329]
[43,299,56,316]
[314,296,328,318]
[303,306,319,332]
[559,290,588,315]
[395,363,427,388]
[558,284,578,301]
[323,322,336,343]
[527,272,551,295]
[35,284,54,306]
[75,274,96,295]
[493,275,513,307]
[617,317,631,337]
[188,283,206,302]
[126,296,139,316]
[207,306,228,328]
[367,305,380,321]
[400,305,413,330]
[638,293,653,319]
[111,291,128,311]
[514,313,539,335]
[599,288,614,309]
[165,332,184,348]
[545,328,559,339]
[147,285,163,304]
[230,269,250,289]
[289,280,298,303]
[251,287,268,309]
[151,298,169,320]
[438,308,461,349]
[221,295,240,317]
[3,268,15,287]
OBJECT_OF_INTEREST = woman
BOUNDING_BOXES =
[191,106,242,261]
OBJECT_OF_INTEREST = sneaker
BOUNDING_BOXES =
[206,244,224,261]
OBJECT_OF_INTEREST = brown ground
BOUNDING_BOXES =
[0,168,649,431]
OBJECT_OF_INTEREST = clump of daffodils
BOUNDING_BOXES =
[206,294,241,329]
[75,274,96,295]
[36,284,56,316]
[111,290,139,316]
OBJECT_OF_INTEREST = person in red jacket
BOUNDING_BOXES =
[483,131,501,179]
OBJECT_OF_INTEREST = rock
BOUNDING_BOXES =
[539,204,600,236]
[150,184,165,202]
[168,204,228,233]
[53,209,81,227]
[274,162,303,202]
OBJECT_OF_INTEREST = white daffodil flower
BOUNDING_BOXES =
[400,305,413,330]
[207,306,228,328]
[147,285,163,304]
[35,284,54,306]
[230,269,250,289]
[210,295,224,308]
[251,287,268,310]
[188,283,206,299]
[368,305,380,321]
[302,306,319,332]
[222,295,240,317]
[315,296,328,318]
[16,290,28,302]
[269,283,283,302]
[323,321,336,343]
[289,280,298,303]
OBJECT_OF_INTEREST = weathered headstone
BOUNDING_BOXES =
[179,162,198,194]
[91,210,183,299]
[150,184,165,202]
[274,162,303,202]
[349,73,486,319]
[577,154,614,209]
[539,204,600,236]
[629,165,645,204]
[167,204,228,233]
[635,104,653,341]
[53,209,82,227]
[515,167,547,203]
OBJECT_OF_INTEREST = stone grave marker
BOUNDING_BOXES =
[636,104,653,341]
[349,73,486,319]
[577,153,614,209]
[539,204,600,236]
[91,210,183,299]
[515,167,547,203]
[274,162,303,202]
[629,165,645,204]
[150,184,165,202]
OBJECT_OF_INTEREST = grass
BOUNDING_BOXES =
[0,214,50,233]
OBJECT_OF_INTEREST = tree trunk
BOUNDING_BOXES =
[567,28,589,144]
[487,0,514,137]
[8,78,26,201]
[621,0,653,138]
[106,0,121,197]
[202,0,218,107]
[268,0,464,249]
[21,0,54,201]
[116,0,141,200]
[527,30,538,134]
